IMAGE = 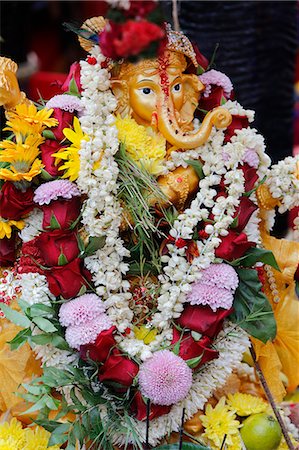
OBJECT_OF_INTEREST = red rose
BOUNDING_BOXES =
[0,182,34,220]
[233,197,258,232]
[0,236,16,266]
[46,257,91,299]
[35,230,80,266]
[42,197,81,230]
[198,85,224,112]
[19,237,45,275]
[98,348,139,388]
[124,1,157,18]
[130,391,171,421]
[172,328,219,368]
[60,62,82,93]
[177,304,233,338]
[40,140,64,177]
[224,115,249,143]
[100,20,165,60]
[240,163,259,192]
[215,230,255,261]
[80,326,117,363]
[51,108,74,141]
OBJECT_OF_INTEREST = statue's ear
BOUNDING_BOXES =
[110,79,131,117]
[180,74,205,126]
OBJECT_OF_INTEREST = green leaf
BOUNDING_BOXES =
[229,247,280,271]
[155,443,211,449]
[66,77,80,97]
[8,327,31,350]
[32,316,57,333]
[50,213,61,230]
[42,130,56,140]
[196,65,205,76]
[58,252,69,266]
[28,303,54,318]
[230,268,277,343]
[186,354,203,369]
[20,396,48,415]
[18,298,31,313]
[185,159,204,179]
[84,236,106,257]
[0,304,31,328]
[40,168,55,181]
[34,419,63,433]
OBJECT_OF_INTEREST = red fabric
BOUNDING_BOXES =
[28,71,67,102]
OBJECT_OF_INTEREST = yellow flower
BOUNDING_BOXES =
[227,393,268,416]
[278,435,298,449]
[53,117,88,181]
[115,115,166,175]
[0,218,24,239]
[0,437,20,450]
[0,133,44,182]
[4,103,58,135]
[134,325,158,344]
[0,418,26,449]
[200,397,241,448]
[23,426,61,450]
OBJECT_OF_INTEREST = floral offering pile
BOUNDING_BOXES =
[0,1,299,449]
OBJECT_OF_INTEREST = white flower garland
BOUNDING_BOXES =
[18,208,43,242]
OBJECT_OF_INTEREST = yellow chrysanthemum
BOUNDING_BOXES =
[52,116,88,182]
[227,393,268,416]
[200,397,241,448]
[278,435,298,449]
[134,325,158,344]
[4,103,58,135]
[0,418,26,449]
[23,426,61,450]
[0,133,44,182]
[115,115,166,175]
[0,218,24,239]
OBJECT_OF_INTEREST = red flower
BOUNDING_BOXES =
[240,163,259,192]
[46,258,91,299]
[224,115,249,143]
[51,109,74,141]
[215,230,255,261]
[41,196,81,230]
[98,348,139,388]
[35,230,80,266]
[60,62,82,93]
[130,391,171,421]
[0,182,34,221]
[0,236,16,266]
[80,326,117,363]
[100,20,165,60]
[172,328,219,368]
[198,85,224,112]
[40,140,64,177]
[177,304,233,338]
[186,240,200,263]
[232,196,258,232]
[19,237,45,275]
[193,43,209,70]
[124,1,157,18]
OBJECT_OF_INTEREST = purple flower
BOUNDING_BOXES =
[65,314,113,349]
[243,148,259,169]
[45,94,83,113]
[139,350,193,406]
[199,69,233,98]
[34,180,81,205]
[200,263,239,292]
[59,293,106,327]
[187,283,234,311]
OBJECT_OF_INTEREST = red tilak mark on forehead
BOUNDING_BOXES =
[158,55,170,97]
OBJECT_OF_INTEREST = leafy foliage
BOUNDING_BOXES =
[155,443,211,450]
[229,247,280,271]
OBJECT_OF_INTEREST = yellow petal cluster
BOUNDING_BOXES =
[200,397,241,449]
[134,325,158,344]
[4,103,58,135]
[0,218,24,239]
[0,419,61,450]
[227,392,268,416]
[115,115,166,175]
[53,117,89,181]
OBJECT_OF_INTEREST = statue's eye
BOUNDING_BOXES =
[142,87,152,95]
[173,83,181,92]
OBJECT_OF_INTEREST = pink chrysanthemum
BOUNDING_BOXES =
[199,69,233,98]
[45,94,83,113]
[138,350,193,406]
[59,294,106,327]
[33,179,81,205]
[243,148,260,169]
[65,314,112,349]
[187,283,234,311]
[200,263,239,292]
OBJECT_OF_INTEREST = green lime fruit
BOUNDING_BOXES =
[240,413,282,450]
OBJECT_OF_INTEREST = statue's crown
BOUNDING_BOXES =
[165,24,198,68]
